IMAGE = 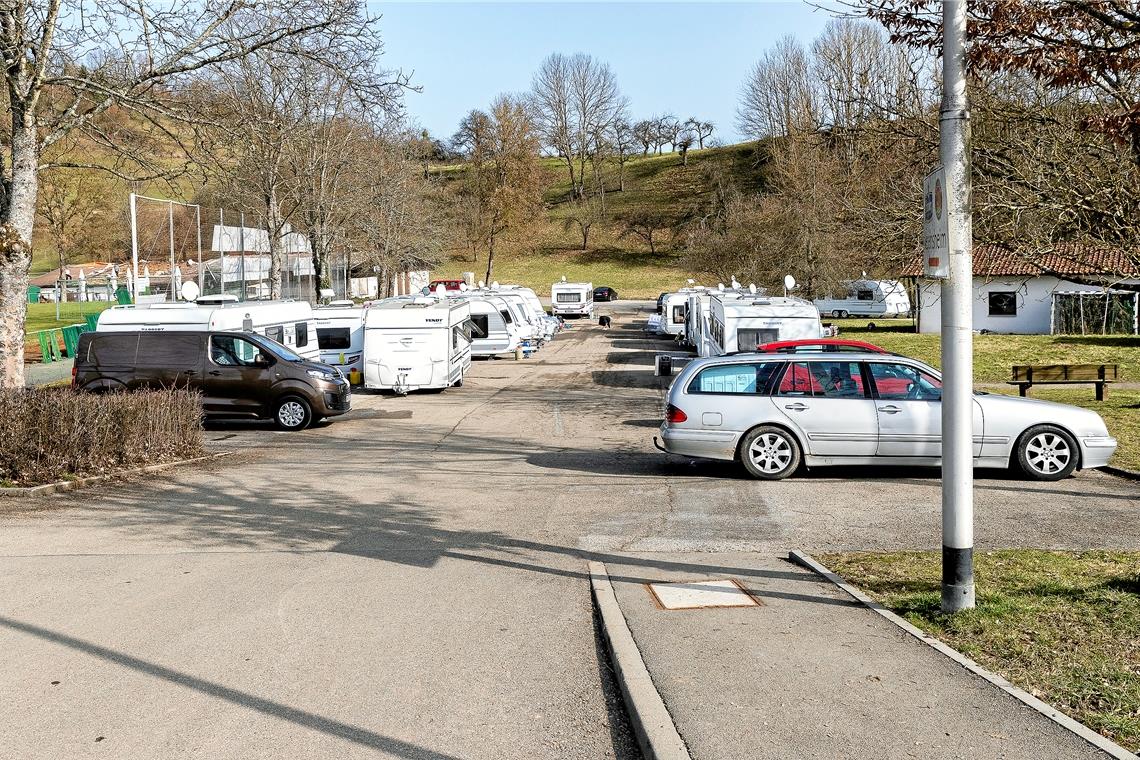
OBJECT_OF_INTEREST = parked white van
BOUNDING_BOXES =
[551,280,594,317]
[814,279,911,318]
[313,302,365,383]
[362,298,472,393]
[707,295,823,355]
[96,299,319,361]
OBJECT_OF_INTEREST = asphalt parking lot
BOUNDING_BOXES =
[2,301,1137,759]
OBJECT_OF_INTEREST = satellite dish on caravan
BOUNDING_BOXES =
[180,281,200,302]
[435,284,446,297]
[783,274,797,296]
[491,281,500,288]
[749,284,757,295]
[561,275,567,282]
[459,282,469,292]
[478,280,486,288]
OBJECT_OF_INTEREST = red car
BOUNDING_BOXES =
[428,279,465,292]
[756,338,889,354]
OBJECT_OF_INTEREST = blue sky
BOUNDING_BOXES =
[372,2,836,145]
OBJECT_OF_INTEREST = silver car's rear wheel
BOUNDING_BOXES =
[1016,425,1078,481]
[740,425,801,480]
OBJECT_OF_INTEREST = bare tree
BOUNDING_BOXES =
[632,119,656,155]
[619,209,672,254]
[36,170,116,299]
[532,52,626,198]
[609,119,637,191]
[0,0,379,387]
[563,195,604,250]
[738,36,820,139]
[656,115,682,153]
[686,118,715,149]
[676,126,697,166]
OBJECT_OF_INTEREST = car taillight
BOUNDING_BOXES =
[666,404,687,424]
[71,365,77,387]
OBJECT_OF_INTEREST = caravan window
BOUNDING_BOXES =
[499,309,513,324]
[672,304,685,324]
[857,289,874,301]
[737,328,779,351]
[317,328,351,350]
[469,314,490,337]
[295,322,309,348]
[264,325,285,344]
[555,292,579,303]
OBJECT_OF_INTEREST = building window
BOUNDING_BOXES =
[988,291,1017,316]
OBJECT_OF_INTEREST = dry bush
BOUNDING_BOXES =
[0,388,204,486]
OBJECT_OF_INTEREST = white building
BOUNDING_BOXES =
[907,245,1140,335]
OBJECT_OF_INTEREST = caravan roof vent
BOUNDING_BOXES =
[196,294,240,304]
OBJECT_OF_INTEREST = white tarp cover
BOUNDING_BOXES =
[211,224,311,255]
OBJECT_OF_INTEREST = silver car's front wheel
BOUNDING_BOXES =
[1016,425,1078,481]
[740,425,802,480]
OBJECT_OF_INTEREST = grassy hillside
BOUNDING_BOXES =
[433,143,767,297]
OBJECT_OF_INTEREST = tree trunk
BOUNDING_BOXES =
[484,234,496,285]
[648,232,656,255]
[581,225,589,251]
[0,118,41,388]
[266,187,283,299]
[619,162,626,192]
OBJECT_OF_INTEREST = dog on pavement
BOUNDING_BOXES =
[598,315,612,329]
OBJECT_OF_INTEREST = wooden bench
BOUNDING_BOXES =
[1009,364,1118,401]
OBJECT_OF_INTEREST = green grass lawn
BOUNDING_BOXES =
[821,550,1140,753]
[23,301,115,359]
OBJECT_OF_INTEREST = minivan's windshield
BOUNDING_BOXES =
[248,333,304,362]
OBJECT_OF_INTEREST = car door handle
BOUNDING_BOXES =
[182,370,197,375]
[783,403,809,411]
[878,405,901,414]
[208,370,222,376]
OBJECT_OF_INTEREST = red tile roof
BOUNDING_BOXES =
[901,243,1140,278]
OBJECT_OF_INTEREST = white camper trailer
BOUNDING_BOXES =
[313,303,365,382]
[707,295,823,356]
[660,288,709,339]
[550,280,594,317]
[501,286,560,339]
[814,279,911,318]
[688,290,752,356]
[457,295,522,357]
[362,298,473,393]
[96,299,319,361]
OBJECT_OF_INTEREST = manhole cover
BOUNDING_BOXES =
[647,579,760,610]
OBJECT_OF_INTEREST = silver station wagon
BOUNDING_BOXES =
[655,351,1117,481]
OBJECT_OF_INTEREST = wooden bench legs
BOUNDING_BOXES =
[1017,382,1107,400]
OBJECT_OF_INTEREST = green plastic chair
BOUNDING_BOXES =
[36,331,54,364]
[85,314,100,331]
[61,325,82,358]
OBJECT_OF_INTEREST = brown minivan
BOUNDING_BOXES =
[73,331,351,430]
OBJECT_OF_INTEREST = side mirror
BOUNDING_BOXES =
[254,353,271,368]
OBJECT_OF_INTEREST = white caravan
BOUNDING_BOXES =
[660,288,710,339]
[96,299,319,361]
[313,302,365,382]
[362,298,472,393]
[498,286,559,339]
[814,279,911,318]
[456,295,522,357]
[707,295,823,356]
[688,290,752,355]
[550,280,594,317]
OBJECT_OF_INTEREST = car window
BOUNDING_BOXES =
[689,363,780,395]
[210,335,263,367]
[89,333,139,366]
[136,333,202,370]
[868,362,942,401]
[776,362,822,396]
[776,361,866,398]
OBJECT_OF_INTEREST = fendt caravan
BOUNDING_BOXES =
[707,295,823,356]
[814,279,911,318]
[659,287,709,340]
[96,299,319,361]
[457,295,522,357]
[362,298,472,393]
[550,280,594,317]
[313,301,365,383]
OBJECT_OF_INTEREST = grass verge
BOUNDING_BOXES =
[820,550,1140,753]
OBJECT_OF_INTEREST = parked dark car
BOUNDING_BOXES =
[73,331,350,430]
[593,286,618,302]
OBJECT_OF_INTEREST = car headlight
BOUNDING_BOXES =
[307,369,337,382]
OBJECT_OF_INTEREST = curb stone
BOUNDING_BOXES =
[789,550,1138,760]
[0,453,231,498]
[588,561,692,760]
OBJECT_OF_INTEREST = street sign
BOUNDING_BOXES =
[923,166,950,279]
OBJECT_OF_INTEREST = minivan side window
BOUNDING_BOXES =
[265,325,284,344]
[211,335,263,367]
[688,363,779,395]
[89,334,139,366]
[136,333,202,369]
[295,322,308,348]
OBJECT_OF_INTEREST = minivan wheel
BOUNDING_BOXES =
[274,396,312,431]
[1016,424,1078,481]
[739,425,801,480]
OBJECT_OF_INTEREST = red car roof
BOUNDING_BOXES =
[756,338,888,354]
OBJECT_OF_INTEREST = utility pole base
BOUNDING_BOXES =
[941,544,976,613]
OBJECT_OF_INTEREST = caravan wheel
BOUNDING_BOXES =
[274,396,312,431]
